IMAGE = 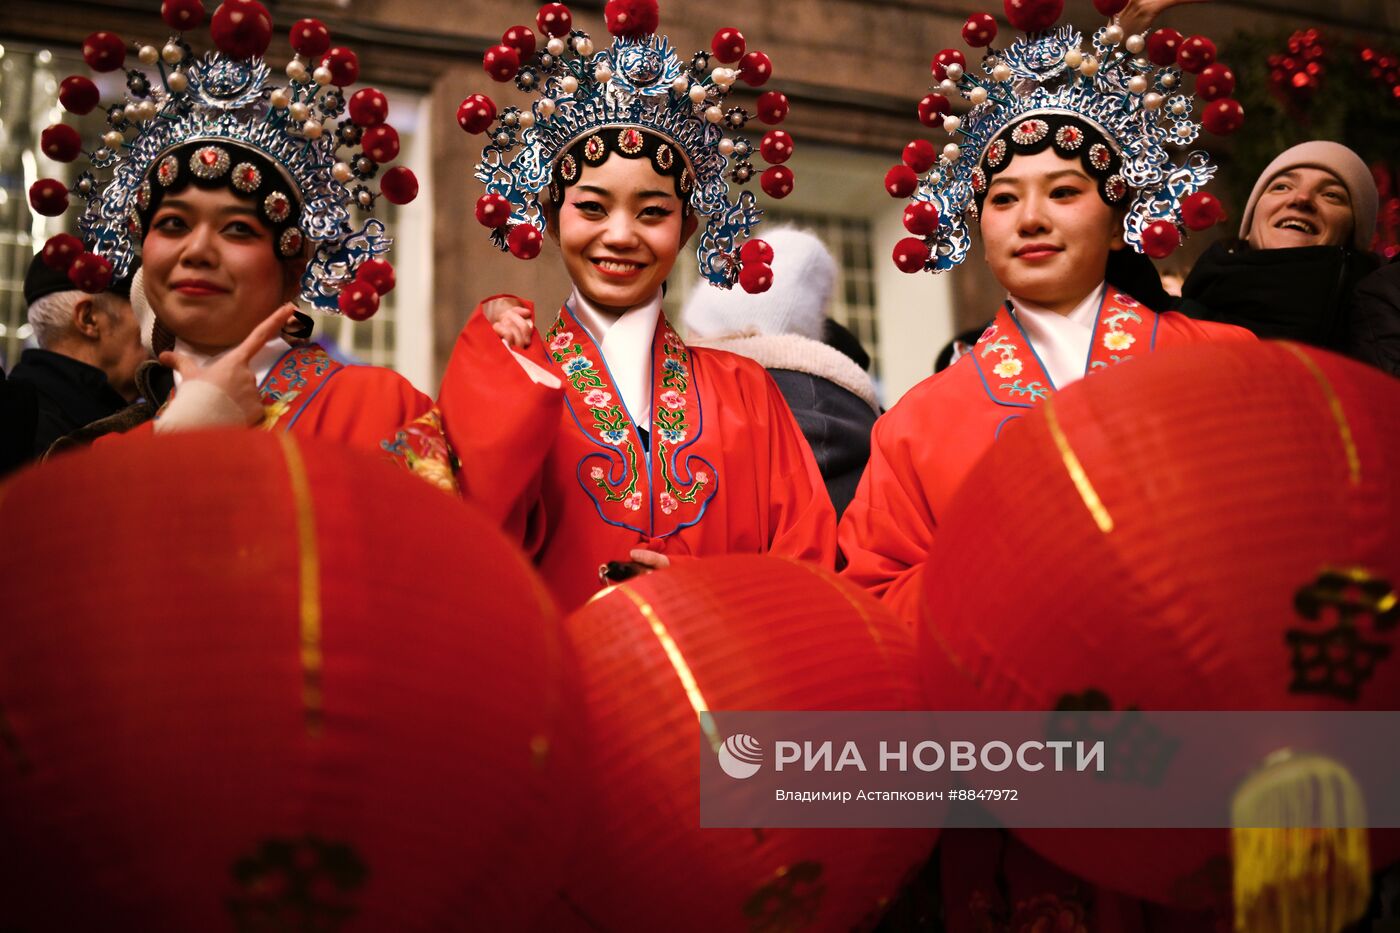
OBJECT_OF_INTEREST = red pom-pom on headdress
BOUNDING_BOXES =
[603,0,659,38]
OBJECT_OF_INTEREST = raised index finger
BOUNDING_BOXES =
[233,303,296,363]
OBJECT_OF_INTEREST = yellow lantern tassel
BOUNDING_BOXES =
[1231,750,1370,933]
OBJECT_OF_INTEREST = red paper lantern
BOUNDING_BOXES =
[918,342,1400,910]
[0,432,582,931]
[548,555,938,931]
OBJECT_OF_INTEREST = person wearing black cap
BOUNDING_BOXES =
[6,251,147,462]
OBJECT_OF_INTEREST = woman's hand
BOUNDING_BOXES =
[483,296,535,349]
[157,303,296,428]
[1118,0,1210,37]
[629,549,671,571]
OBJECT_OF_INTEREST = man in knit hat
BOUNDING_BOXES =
[682,227,880,518]
[5,252,147,465]
[1179,140,1383,358]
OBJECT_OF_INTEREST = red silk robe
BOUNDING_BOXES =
[438,299,838,612]
[839,286,1255,628]
[112,344,457,493]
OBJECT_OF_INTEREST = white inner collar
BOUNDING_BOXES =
[171,335,292,389]
[568,287,663,428]
[1007,282,1105,390]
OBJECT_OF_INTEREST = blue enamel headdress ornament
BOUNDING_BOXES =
[888,4,1244,274]
[28,0,418,317]
[462,0,796,292]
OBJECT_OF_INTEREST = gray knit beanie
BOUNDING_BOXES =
[1238,140,1377,251]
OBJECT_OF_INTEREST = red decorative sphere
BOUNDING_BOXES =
[508,223,543,260]
[711,27,746,64]
[903,200,940,236]
[884,164,918,198]
[379,166,418,205]
[738,261,774,294]
[1141,219,1181,258]
[759,165,794,199]
[483,44,521,82]
[160,0,206,31]
[930,48,967,82]
[1180,191,1224,231]
[755,91,789,125]
[1003,0,1063,33]
[321,46,360,86]
[501,25,537,60]
[28,179,69,217]
[738,50,773,87]
[59,75,101,115]
[902,139,937,174]
[548,556,937,932]
[604,0,659,38]
[1196,62,1235,101]
[962,13,998,47]
[0,432,583,932]
[759,130,794,165]
[338,279,380,320]
[738,238,773,266]
[1200,97,1244,135]
[361,124,400,164]
[1092,0,1129,15]
[457,94,498,134]
[357,258,396,295]
[209,1,273,60]
[892,236,931,273]
[41,234,85,273]
[289,18,331,57]
[918,93,953,127]
[81,32,126,73]
[918,342,1400,911]
[1176,34,1217,74]
[348,87,389,127]
[40,124,83,163]
[536,3,573,38]
[1146,28,1183,67]
[475,193,513,229]
[67,252,114,293]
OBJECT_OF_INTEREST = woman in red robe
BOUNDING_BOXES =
[437,2,836,611]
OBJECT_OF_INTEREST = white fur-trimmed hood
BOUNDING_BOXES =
[687,331,880,413]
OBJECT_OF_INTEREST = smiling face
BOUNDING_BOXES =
[550,152,698,314]
[979,147,1122,315]
[141,186,303,355]
[1246,167,1354,250]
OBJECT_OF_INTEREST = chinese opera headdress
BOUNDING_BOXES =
[460,0,796,293]
[28,0,416,321]
[886,0,1245,275]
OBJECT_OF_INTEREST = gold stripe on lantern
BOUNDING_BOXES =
[1044,395,1114,534]
[1282,343,1361,487]
[278,434,323,737]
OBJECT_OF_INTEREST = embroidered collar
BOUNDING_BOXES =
[1008,283,1103,391]
[970,285,1156,408]
[544,304,717,539]
[567,287,662,428]
[171,335,290,387]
